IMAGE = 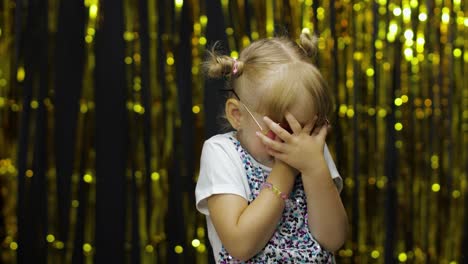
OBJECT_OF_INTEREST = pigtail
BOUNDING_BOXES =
[203,42,245,79]
[299,30,319,58]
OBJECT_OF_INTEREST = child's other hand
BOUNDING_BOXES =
[256,112,328,173]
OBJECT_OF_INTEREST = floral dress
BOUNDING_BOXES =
[217,136,334,264]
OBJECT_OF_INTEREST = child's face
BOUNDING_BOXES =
[238,94,315,168]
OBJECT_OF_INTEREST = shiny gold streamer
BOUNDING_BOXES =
[0,0,17,262]
[1,0,467,263]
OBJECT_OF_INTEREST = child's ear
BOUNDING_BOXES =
[225,98,241,130]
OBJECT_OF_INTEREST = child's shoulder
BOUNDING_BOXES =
[201,131,239,159]
[204,131,236,147]
[201,131,242,167]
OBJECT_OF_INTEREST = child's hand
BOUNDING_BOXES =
[268,134,299,176]
[256,112,328,173]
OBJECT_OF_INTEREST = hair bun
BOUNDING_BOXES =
[203,43,244,78]
[299,30,318,57]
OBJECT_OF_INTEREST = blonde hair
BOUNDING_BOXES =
[203,31,333,127]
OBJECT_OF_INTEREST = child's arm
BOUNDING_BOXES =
[207,160,295,261]
[256,113,348,252]
[300,154,348,252]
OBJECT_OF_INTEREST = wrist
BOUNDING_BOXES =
[266,160,297,198]
[274,159,298,177]
[300,154,327,176]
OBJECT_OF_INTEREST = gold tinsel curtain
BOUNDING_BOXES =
[0,0,466,263]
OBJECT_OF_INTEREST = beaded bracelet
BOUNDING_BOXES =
[261,182,288,200]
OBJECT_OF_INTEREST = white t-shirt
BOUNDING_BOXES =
[195,132,342,263]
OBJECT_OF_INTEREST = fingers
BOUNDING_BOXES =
[284,112,302,134]
[303,116,317,135]
[265,146,282,158]
[315,123,328,139]
[256,131,285,152]
[265,147,288,163]
[263,116,292,142]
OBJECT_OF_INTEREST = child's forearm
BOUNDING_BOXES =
[213,161,295,261]
[301,157,348,252]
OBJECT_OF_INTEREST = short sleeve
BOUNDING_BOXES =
[324,144,343,193]
[195,139,249,215]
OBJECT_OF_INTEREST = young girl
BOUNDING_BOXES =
[195,32,348,263]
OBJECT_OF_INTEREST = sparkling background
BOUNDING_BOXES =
[0,0,466,263]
